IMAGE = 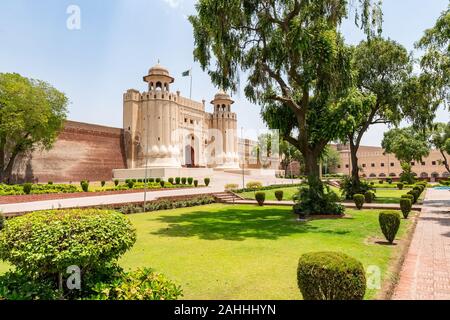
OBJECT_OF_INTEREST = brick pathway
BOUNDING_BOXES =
[393,189,450,300]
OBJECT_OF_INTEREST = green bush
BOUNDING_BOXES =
[0,214,4,231]
[118,196,215,214]
[387,178,393,184]
[0,209,136,276]
[126,180,135,189]
[294,179,344,216]
[379,180,384,184]
[397,183,404,190]
[400,198,412,219]
[114,179,119,187]
[339,176,372,200]
[225,183,239,191]
[88,268,183,300]
[175,177,181,185]
[246,181,262,189]
[353,194,365,210]
[188,177,193,185]
[297,252,366,300]
[194,180,198,187]
[81,181,89,192]
[401,194,415,203]
[379,211,401,244]
[275,190,284,201]
[204,178,210,186]
[364,191,375,204]
[180,177,186,185]
[408,190,420,203]
[155,178,161,183]
[255,192,266,206]
[101,181,106,187]
[48,181,53,185]
[149,178,155,183]
[23,183,32,195]
[168,178,174,184]
[160,180,165,188]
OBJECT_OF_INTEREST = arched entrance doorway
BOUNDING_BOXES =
[185,145,195,167]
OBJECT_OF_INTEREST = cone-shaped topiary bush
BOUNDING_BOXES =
[255,192,265,206]
[353,194,365,210]
[168,177,174,184]
[204,178,210,186]
[23,183,32,195]
[188,177,193,185]
[297,252,366,300]
[379,211,401,244]
[114,179,119,186]
[397,183,404,190]
[181,177,187,185]
[194,180,198,187]
[275,190,284,201]
[400,198,412,219]
[364,191,374,203]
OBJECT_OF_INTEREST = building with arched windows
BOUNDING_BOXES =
[113,63,241,179]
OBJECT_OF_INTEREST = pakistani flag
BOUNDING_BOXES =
[182,69,191,77]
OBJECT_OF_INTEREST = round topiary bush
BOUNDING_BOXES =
[0,209,136,276]
[168,177,174,184]
[397,183,404,190]
[246,181,262,189]
[22,183,32,195]
[127,180,135,189]
[181,177,187,185]
[275,190,284,201]
[156,178,161,183]
[379,211,401,244]
[204,178,210,186]
[364,191,374,204]
[297,252,366,300]
[81,181,89,192]
[353,194,365,210]
[255,192,265,206]
[400,198,412,219]
[175,177,181,185]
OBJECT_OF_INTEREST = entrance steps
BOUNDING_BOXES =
[213,192,244,203]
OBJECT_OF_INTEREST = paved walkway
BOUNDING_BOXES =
[393,189,450,300]
[0,172,300,214]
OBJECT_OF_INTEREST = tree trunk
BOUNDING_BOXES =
[349,139,360,185]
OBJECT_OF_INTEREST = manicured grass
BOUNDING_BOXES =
[114,204,410,299]
[239,185,414,204]
[0,204,413,299]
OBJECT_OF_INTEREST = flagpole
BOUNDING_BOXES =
[189,68,193,99]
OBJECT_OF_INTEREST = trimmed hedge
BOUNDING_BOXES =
[297,252,366,300]
[400,198,412,219]
[246,181,262,189]
[118,196,215,214]
[255,192,266,206]
[275,190,284,201]
[364,191,375,204]
[23,183,32,195]
[353,194,365,210]
[379,211,401,244]
[397,183,404,190]
[204,178,211,186]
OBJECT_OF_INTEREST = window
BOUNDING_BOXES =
[184,118,187,123]
[190,119,194,124]
[371,163,375,167]
[381,163,385,167]
[421,162,426,166]
[345,164,349,169]
[337,165,341,169]
[411,162,415,166]
[362,164,366,168]
[432,161,437,165]
[391,163,395,167]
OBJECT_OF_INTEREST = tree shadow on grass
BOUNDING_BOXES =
[151,207,350,241]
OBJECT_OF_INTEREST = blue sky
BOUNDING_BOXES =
[0,0,448,145]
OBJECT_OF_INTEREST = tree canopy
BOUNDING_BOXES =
[190,0,383,179]
[0,73,68,182]
[381,127,430,164]
[430,122,450,173]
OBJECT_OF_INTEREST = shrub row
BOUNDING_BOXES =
[234,183,304,194]
[117,196,215,214]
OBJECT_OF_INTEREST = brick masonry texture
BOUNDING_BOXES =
[12,120,127,183]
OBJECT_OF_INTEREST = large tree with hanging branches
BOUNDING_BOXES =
[190,0,382,192]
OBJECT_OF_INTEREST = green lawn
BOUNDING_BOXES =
[0,204,413,299]
[239,186,419,204]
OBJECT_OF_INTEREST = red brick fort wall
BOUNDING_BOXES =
[12,120,127,183]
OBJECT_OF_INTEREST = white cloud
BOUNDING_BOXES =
[163,0,183,9]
